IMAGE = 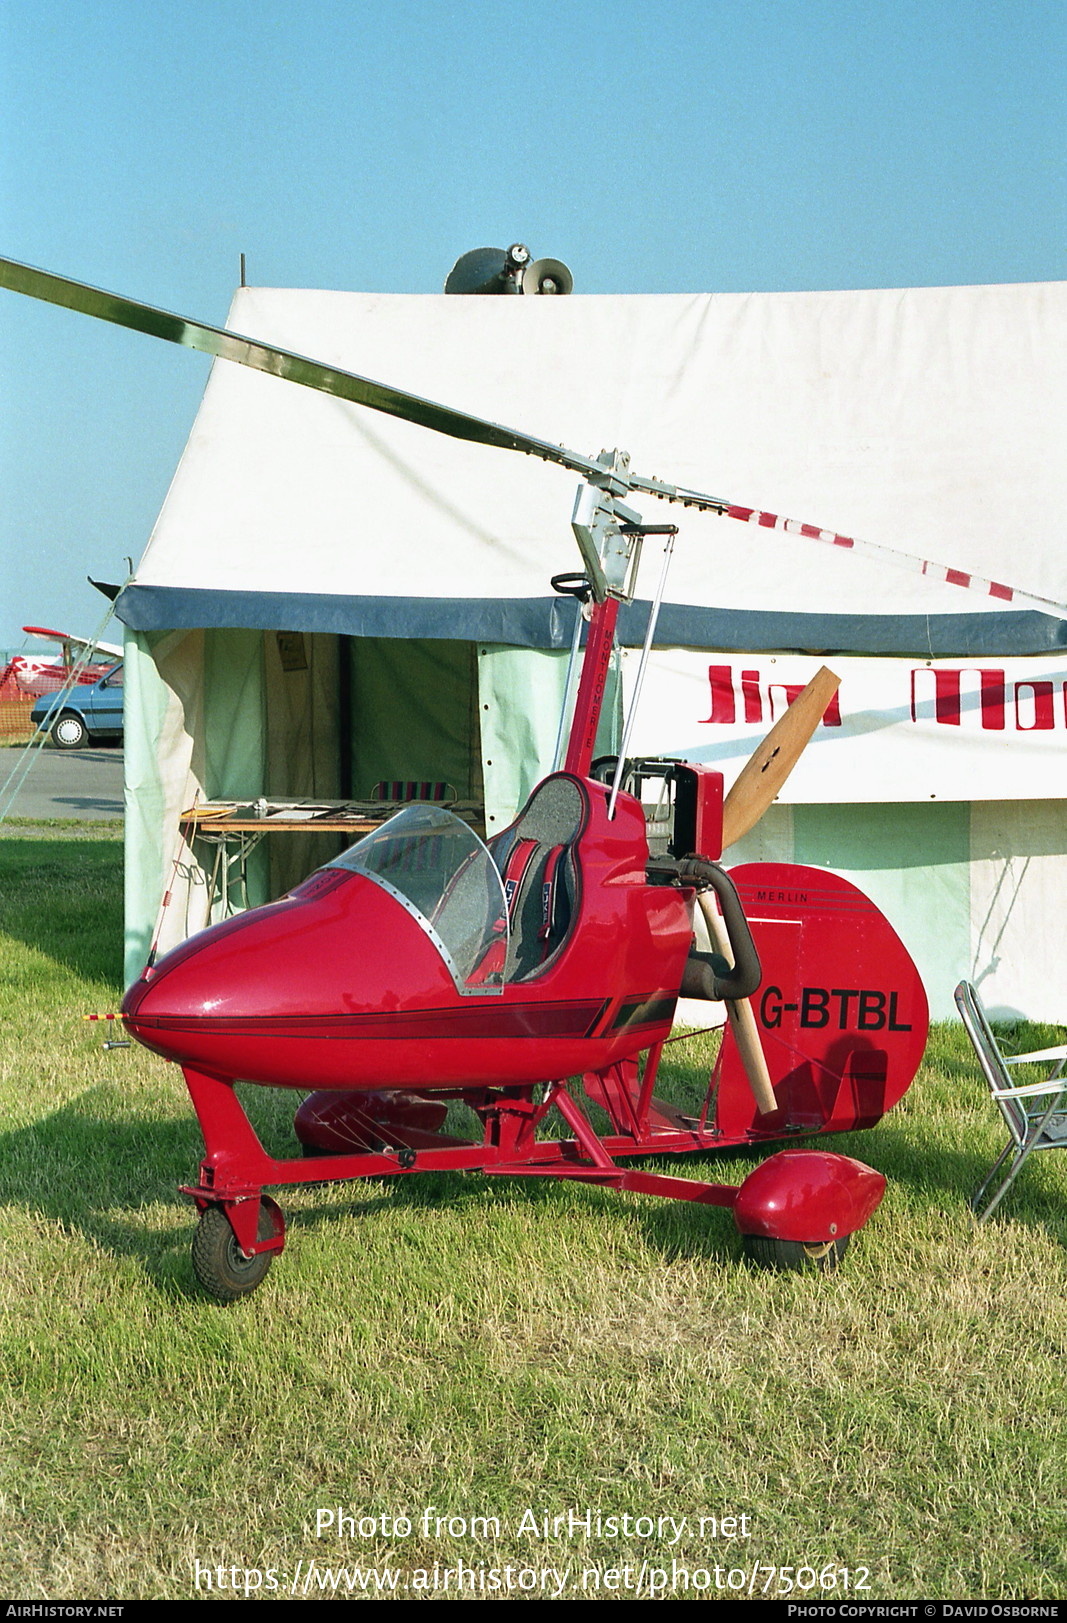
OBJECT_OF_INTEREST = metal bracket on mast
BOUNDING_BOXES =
[570,451,645,602]
[563,449,684,782]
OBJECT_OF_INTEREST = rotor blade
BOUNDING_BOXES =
[721,666,840,849]
[629,472,732,511]
[0,255,612,478]
[720,502,1067,622]
[632,481,1067,619]
[5,255,1062,622]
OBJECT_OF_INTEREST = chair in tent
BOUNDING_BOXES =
[954,980,1067,1221]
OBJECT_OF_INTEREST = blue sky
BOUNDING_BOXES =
[1,0,1063,648]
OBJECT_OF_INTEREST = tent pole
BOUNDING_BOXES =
[338,634,353,798]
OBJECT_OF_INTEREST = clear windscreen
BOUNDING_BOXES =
[329,805,508,996]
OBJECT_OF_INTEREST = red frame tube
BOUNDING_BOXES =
[563,596,619,777]
[180,1059,882,1256]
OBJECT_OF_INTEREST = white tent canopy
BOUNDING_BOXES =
[118,279,1067,1020]
[120,281,1067,653]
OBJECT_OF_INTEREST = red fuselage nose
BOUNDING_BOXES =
[122,783,695,1094]
[122,869,459,1088]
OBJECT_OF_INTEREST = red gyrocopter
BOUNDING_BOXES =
[0,255,929,1298]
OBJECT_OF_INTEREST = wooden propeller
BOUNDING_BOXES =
[696,890,778,1115]
[708,665,840,1114]
[721,665,840,850]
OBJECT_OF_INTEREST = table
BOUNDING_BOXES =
[178,797,484,918]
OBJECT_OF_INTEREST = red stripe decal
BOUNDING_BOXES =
[833,535,855,549]
[758,511,778,527]
[989,581,1014,601]
[946,568,971,588]
[132,1000,608,1042]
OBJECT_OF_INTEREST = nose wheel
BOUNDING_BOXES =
[191,1201,282,1301]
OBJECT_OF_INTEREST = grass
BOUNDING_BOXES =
[1,827,1066,1601]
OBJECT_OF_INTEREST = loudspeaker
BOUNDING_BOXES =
[444,246,573,295]
[520,257,573,295]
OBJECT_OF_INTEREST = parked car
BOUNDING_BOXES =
[31,662,124,748]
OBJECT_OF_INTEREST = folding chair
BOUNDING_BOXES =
[954,980,1067,1221]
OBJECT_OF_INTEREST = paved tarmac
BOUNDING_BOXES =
[2,744,124,822]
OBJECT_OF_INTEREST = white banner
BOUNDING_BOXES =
[622,650,1067,802]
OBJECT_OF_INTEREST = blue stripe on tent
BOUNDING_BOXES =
[113,584,1067,657]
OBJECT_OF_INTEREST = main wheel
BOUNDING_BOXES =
[191,1204,276,1301]
[51,711,89,749]
[741,1233,851,1272]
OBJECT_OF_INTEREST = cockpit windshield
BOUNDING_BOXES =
[328,806,508,996]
